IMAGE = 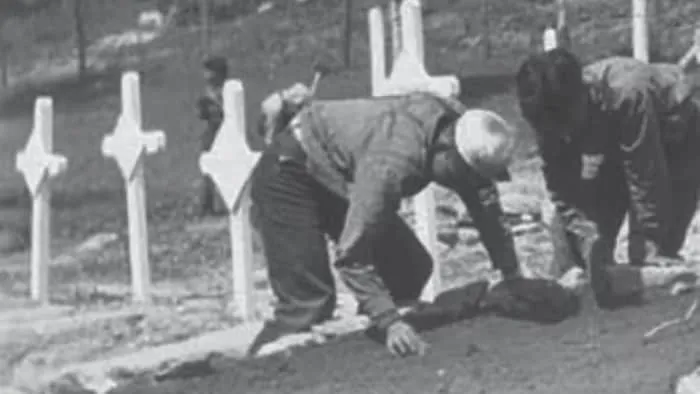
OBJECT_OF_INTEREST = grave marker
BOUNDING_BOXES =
[401,0,423,64]
[678,27,700,70]
[368,0,460,301]
[371,2,459,97]
[696,28,700,63]
[368,8,387,97]
[102,72,166,304]
[15,97,68,304]
[632,0,650,62]
[389,0,401,60]
[200,80,261,322]
[543,27,558,52]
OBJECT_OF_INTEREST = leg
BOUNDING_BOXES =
[583,170,633,306]
[660,181,699,258]
[199,129,217,216]
[547,169,629,274]
[372,214,433,304]
[315,187,431,307]
[659,127,700,258]
[200,175,216,216]
[591,201,628,268]
[541,200,580,277]
[251,156,337,333]
[589,168,629,267]
[211,178,227,215]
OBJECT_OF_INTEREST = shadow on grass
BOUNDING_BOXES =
[456,73,515,107]
[0,192,29,210]
[0,186,123,210]
[51,187,124,210]
[0,68,123,119]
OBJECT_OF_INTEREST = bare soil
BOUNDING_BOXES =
[115,290,700,394]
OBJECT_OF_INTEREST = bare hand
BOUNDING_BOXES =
[385,320,428,357]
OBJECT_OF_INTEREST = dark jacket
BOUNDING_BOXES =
[539,56,700,265]
[290,93,520,329]
[197,86,224,150]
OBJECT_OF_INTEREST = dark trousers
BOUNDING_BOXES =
[200,175,225,215]
[200,129,225,215]
[589,165,699,266]
[250,152,432,334]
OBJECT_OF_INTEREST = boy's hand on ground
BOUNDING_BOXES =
[385,320,428,357]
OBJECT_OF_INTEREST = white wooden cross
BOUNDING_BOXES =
[200,80,261,322]
[15,97,68,304]
[369,2,459,98]
[632,0,650,63]
[695,27,700,64]
[543,27,559,52]
[101,72,166,304]
[678,27,700,71]
[388,0,402,61]
[368,0,460,302]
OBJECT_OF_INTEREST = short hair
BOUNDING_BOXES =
[454,109,519,180]
[203,56,228,77]
[515,48,585,123]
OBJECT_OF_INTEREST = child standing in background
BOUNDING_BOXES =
[196,56,228,217]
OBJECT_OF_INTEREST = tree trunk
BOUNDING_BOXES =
[342,0,353,67]
[73,0,87,78]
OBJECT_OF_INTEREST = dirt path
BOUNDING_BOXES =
[116,290,700,394]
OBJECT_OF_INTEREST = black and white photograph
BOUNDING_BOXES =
[0,0,699,393]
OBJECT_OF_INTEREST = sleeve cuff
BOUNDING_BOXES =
[373,308,403,332]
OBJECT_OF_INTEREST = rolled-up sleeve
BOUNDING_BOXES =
[334,112,426,331]
[540,151,601,268]
[541,154,596,231]
[617,90,670,263]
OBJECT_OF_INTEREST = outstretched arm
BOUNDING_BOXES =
[434,149,521,277]
[540,150,600,262]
